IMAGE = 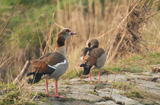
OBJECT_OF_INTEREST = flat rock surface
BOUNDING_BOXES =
[66,93,102,102]
[4,72,159,105]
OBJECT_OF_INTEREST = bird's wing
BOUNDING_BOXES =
[38,53,52,60]
[81,47,90,57]
[30,52,65,73]
[90,48,105,58]
[81,48,105,67]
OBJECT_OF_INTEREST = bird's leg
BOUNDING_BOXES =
[53,81,63,98]
[45,79,63,98]
[45,79,52,97]
[98,70,101,83]
[89,73,93,84]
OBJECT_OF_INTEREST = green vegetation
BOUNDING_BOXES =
[156,84,160,87]
[125,90,144,99]
[107,52,160,74]
[58,97,77,102]
[0,81,52,105]
[62,70,83,79]
[0,0,160,104]
[112,81,136,90]
[0,82,36,105]
[62,81,70,85]
[0,0,160,82]
[58,97,94,103]
[81,99,94,103]
[112,81,160,104]
[89,91,98,96]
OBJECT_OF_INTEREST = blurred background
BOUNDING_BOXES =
[0,0,160,83]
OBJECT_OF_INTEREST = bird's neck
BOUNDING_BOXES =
[55,37,66,57]
[56,36,65,47]
[55,46,66,57]
[90,46,98,49]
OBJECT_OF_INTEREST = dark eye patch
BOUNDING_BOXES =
[88,42,91,47]
[66,29,70,33]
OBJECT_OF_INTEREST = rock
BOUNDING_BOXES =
[101,74,126,82]
[97,88,123,97]
[26,72,160,105]
[39,101,49,105]
[102,96,113,101]
[64,101,95,105]
[106,94,142,105]
[138,79,160,95]
[115,101,123,105]
[67,78,81,85]
[129,74,160,82]
[143,72,152,75]
[95,100,118,105]
[151,77,158,82]
[66,93,102,102]
[39,100,95,105]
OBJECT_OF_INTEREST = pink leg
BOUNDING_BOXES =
[45,79,63,98]
[98,70,101,83]
[45,79,53,97]
[54,81,63,98]
[89,73,93,84]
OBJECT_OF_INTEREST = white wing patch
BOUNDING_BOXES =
[80,57,83,62]
[48,65,56,69]
[48,60,67,70]
[41,74,47,79]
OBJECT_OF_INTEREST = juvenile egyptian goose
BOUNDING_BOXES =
[27,28,76,98]
[80,38,107,84]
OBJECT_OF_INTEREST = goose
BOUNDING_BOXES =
[27,28,77,98]
[80,38,107,84]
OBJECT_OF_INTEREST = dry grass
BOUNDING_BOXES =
[0,0,160,81]
[112,81,160,104]
[0,0,159,97]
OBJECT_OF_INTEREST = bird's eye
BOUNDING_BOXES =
[88,43,91,47]
[66,30,69,33]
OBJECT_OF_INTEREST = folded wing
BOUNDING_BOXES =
[27,52,66,83]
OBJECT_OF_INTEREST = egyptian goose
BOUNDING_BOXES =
[80,38,107,84]
[27,28,76,98]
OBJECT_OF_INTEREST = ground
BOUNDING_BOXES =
[25,71,160,105]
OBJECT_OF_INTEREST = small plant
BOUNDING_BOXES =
[91,69,99,75]
[112,81,135,90]
[58,98,77,102]
[156,84,160,87]
[89,91,98,95]
[1,91,20,104]
[62,70,83,79]
[81,99,94,103]
[125,90,144,98]
[95,84,105,89]
[37,92,50,98]
[62,81,70,85]
[108,66,121,73]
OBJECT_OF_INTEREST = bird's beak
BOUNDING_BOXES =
[71,31,77,35]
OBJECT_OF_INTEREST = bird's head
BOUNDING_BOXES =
[58,28,77,40]
[86,38,99,48]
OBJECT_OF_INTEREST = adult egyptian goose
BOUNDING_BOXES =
[27,28,76,98]
[80,38,107,84]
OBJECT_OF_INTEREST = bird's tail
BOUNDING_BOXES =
[80,64,92,75]
[27,69,43,84]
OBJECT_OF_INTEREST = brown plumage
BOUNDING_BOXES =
[80,38,107,84]
[27,28,76,98]
[30,52,65,74]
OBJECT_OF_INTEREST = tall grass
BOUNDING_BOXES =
[0,0,160,104]
[0,0,160,83]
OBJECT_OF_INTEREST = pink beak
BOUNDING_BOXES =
[71,31,77,35]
